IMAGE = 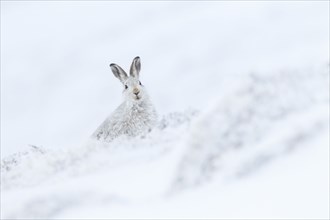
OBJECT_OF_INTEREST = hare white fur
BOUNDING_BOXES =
[92,56,157,142]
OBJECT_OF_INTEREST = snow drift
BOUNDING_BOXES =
[1,66,329,219]
[173,66,329,189]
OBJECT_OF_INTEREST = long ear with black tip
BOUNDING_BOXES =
[110,63,128,84]
[130,56,141,78]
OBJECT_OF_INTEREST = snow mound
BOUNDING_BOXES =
[1,66,329,219]
[1,110,198,190]
[173,66,329,189]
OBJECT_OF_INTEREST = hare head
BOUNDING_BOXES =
[110,56,148,102]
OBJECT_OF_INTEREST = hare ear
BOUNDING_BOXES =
[130,56,141,78]
[110,63,128,83]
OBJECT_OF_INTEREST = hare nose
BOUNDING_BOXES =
[133,88,140,95]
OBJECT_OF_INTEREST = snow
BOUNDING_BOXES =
[1,1,329,219]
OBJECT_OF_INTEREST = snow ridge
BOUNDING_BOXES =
[173,67,329,189]
[1,67,329,219]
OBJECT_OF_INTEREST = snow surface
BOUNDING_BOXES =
[1,1,329,219]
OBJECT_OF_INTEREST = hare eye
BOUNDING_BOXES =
[139,81,142,86]
[125,85,128,89]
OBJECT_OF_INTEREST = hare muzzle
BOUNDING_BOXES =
[133,87,140,95]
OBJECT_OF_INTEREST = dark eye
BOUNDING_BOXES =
[125,85,128,89]
[139,81,142,86]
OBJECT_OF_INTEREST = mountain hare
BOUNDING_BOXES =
[92,56,157,142]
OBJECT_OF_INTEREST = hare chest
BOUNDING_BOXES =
[93,101,156,142]
[119,103,155,136]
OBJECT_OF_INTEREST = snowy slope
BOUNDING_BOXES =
[1,1,329,219]
[174,67,329,189]
[1,66,329,219]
